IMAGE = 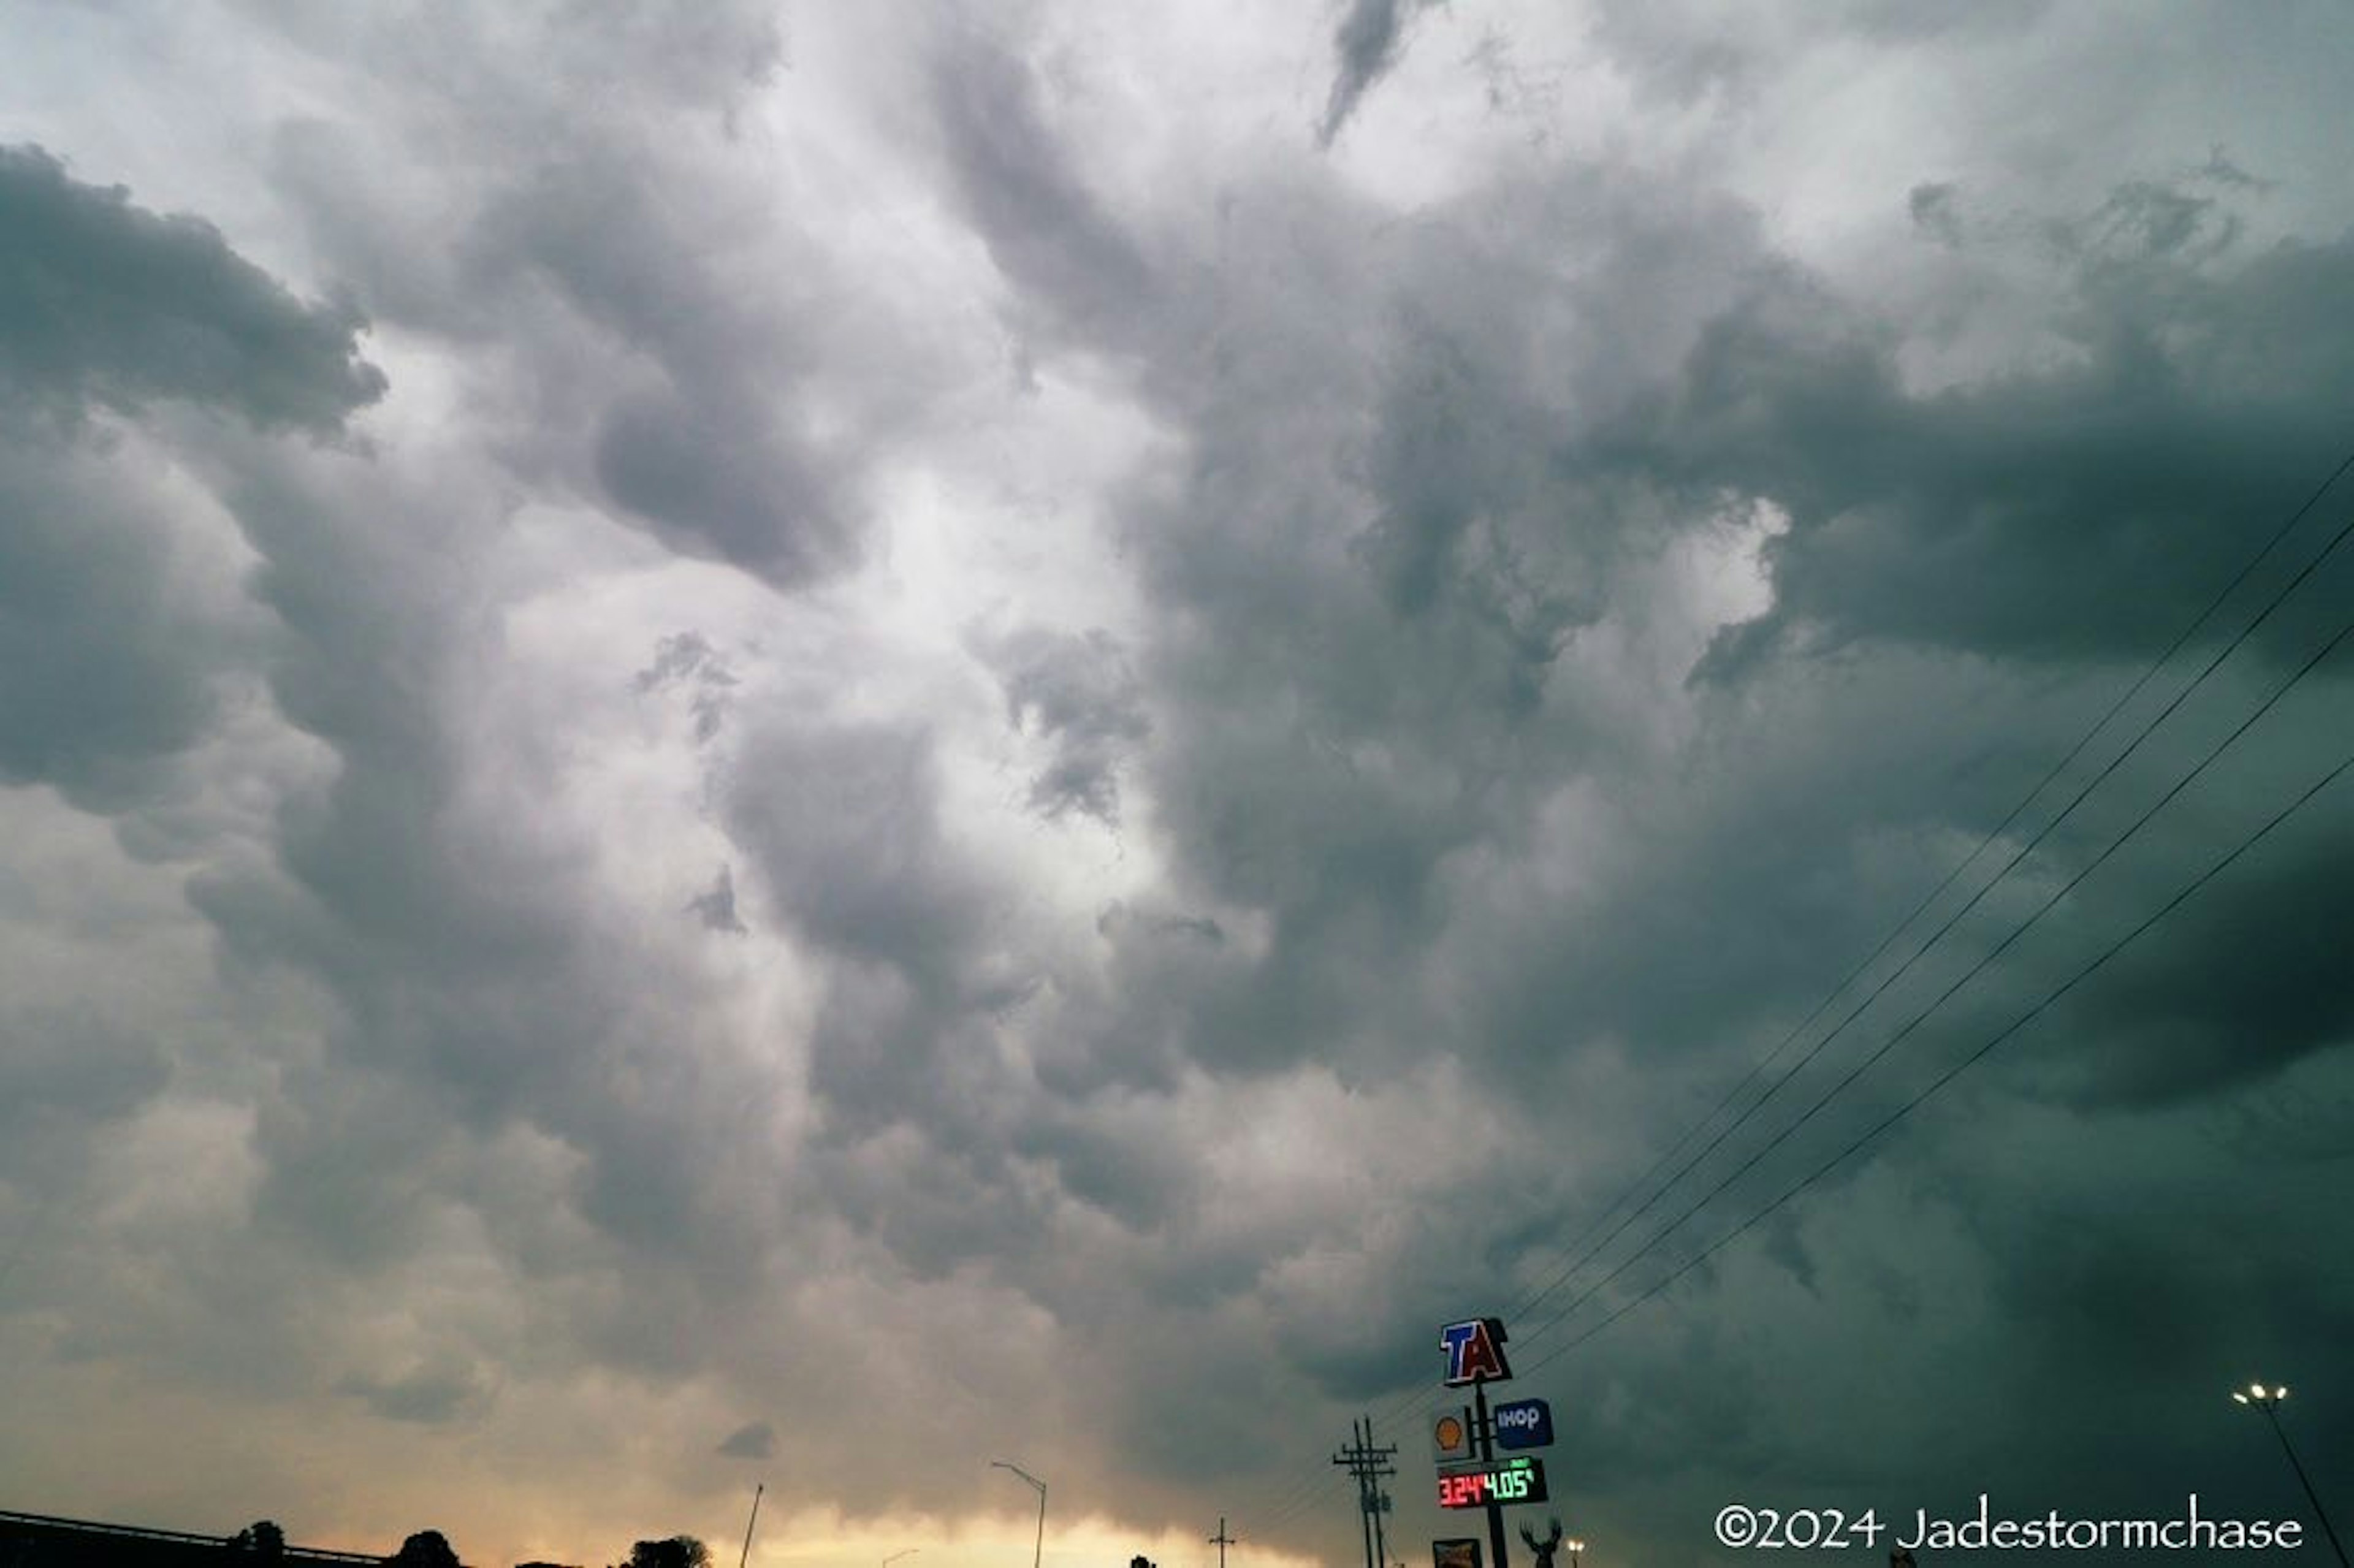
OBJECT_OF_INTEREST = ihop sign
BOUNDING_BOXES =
[1492,1398,1553,1451]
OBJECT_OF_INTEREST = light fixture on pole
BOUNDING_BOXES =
[882,1551,918,1568]
[1564,1540,1585,1568]
[991,1460,1048,1568]
[2233,1382,2348,1568]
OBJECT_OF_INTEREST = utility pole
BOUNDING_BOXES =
[1209,1517,1236,1568]
[1332,1417,1398,1568]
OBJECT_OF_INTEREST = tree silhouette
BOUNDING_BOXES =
[614,1538,710,1568]
[386,1530,462,1568]
[230,1522,286,1561]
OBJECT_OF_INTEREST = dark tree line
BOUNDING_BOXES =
[612,1539,709,1568]
[215,1521,711,1568]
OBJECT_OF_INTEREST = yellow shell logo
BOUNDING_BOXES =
[1435,1414,1466,1450]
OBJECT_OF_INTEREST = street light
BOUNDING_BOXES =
[991,1460,1047,1568]
[1564,1539,1586,1568]
[2233,1382,2348,1568]
[882,1552,918,1568]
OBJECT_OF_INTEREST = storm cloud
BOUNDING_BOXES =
[0,5,2348,1568]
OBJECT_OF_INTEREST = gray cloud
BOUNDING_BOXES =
[635,631,737,745]
[983,626,1150,824]
[0,444,229,812]
[0,1003,170,1183]
[1316,0,1439,148]
[0,143,381,815]
[1578,181,2354,680]
[337,1356,497,1426]
[4,6,2351,1565]
[0,143,384,430]
[716,1421,774,1460]
[929,33,1157,340]
[687,864,750,935]
[592,383,848,582]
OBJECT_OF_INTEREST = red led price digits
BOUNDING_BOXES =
[1438,1473,1490,1509]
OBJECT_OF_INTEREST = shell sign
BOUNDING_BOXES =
[1431,1407,1474,1464]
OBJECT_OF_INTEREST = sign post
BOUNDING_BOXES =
[1439,1319,1516,1568]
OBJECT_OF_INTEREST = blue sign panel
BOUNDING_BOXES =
[1492,1397,1553,1450]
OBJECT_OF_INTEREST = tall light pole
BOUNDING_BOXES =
[737,1483,764,1568]
[2233,1383,2348,1567]
[992,1460,1047,1568]
[1564,1539,1585,1568]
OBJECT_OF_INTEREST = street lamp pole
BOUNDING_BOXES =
[992,1460,1048,1568]
[1564,1540,1585,1568]
[882,1551,919,1568]
[2233,1383,2348,1568]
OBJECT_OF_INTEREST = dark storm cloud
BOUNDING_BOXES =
[0,143,384,429]
[723,709,1056,1270]
[469,151,858,585]
[913,25,2354,1540]
[716,1420,775,1460]
[2042,799,2354,1107]
[1593,180,2354,678]
[982,626,1150,824]
[977,169,1775,1087]
[929,33,1156,337]
[0,1003,170,1180]
[1588,0,2051,104]
[182,439,786,1301]
[1316,0,1438,148]
[336,1356,496,1426]
[8,4,2351,1559]
[0,144,382,812]
[728,718,992,983]
[634,631,737,744]
[1907,180,1962,246]
[264,1,878,592]
[0,448,227,812]
[592,384,847,582]
[687,864,750,935]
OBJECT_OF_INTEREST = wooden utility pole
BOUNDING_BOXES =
[1332,1417,1398,1568]
[1209,1518,1236,1568]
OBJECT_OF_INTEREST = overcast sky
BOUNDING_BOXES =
[2,3,2352,1566]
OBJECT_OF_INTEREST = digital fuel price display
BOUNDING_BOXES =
[1436,1456,1548,1510]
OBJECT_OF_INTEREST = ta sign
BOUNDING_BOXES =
[1492,1398,1553,1450]
[1439,1317,1513,1386]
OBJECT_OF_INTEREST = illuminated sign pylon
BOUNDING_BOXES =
[1439,1318,1513,1387]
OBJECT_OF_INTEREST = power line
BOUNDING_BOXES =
[1516,736,2354,1378]
[1506,480,2354,1341]
[1236,446,2354,1541]
[1509,598,2354,1351]
[1505,441,2354,1331]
